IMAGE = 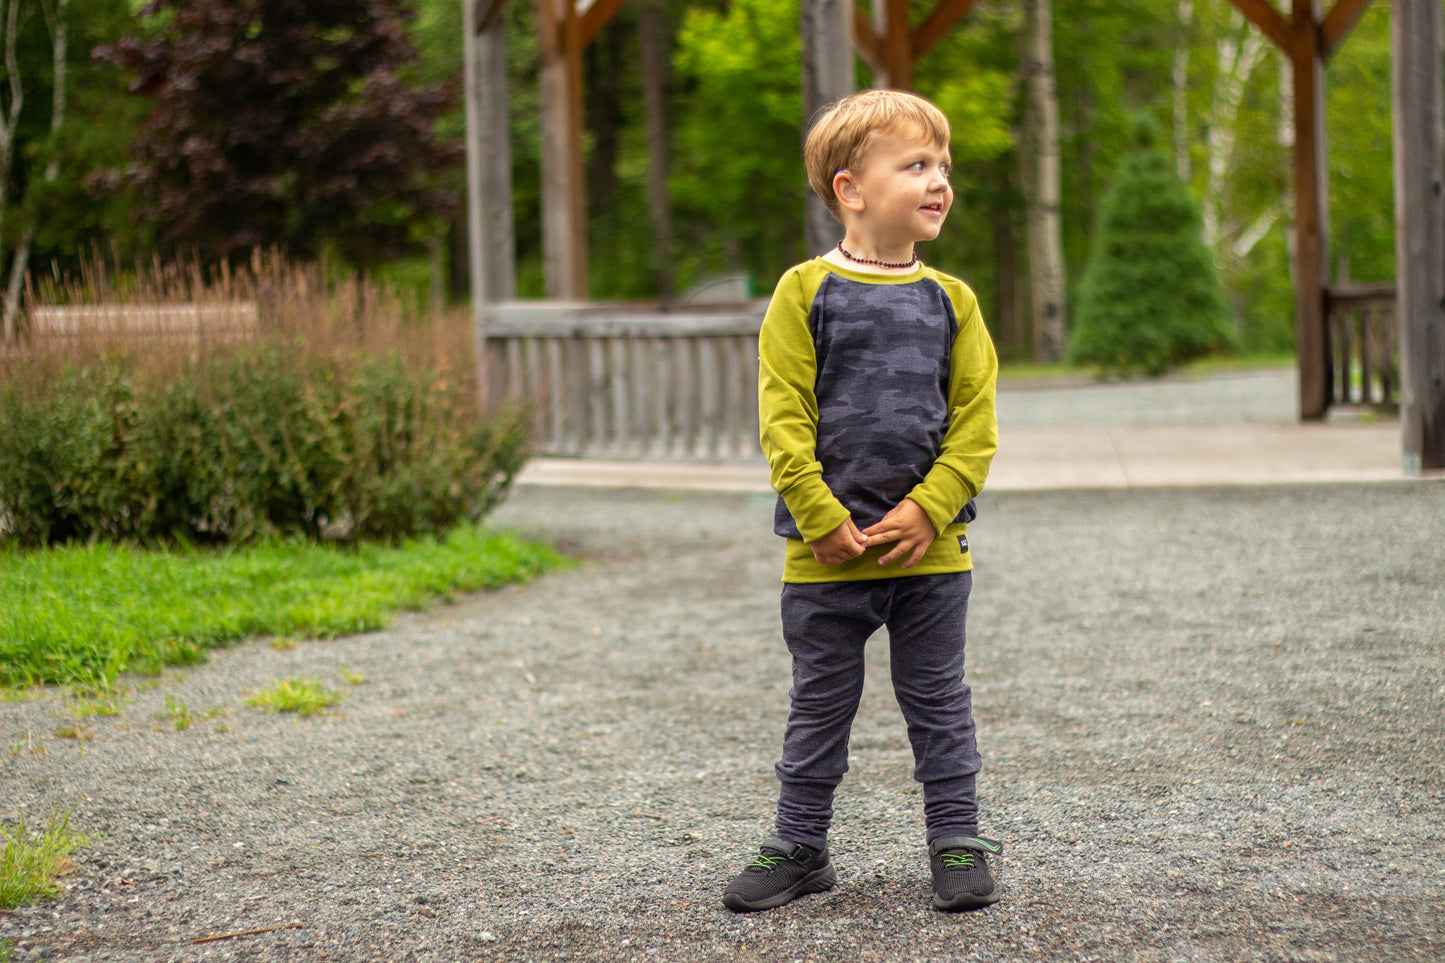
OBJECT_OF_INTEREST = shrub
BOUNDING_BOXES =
[1069,118,1235,377]
[0,350,529,547]
[0,256,531,548]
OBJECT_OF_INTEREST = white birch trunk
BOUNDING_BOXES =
[1201,25,1267,252]
[1173,0,1194,181]
[0,0,23,341]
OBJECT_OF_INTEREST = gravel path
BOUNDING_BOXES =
[3,479,1443,962]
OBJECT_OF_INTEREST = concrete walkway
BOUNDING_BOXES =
[517,369,1420,493]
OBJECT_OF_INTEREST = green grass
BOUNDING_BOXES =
[245,677,345,717]
[0,527,568,690]
[0,810,91,909]
[997,351,1295,385]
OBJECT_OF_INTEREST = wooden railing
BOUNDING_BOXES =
[480,301,767,459]
[1325,283,1398,410]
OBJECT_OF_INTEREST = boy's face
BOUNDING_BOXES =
[844,125,953,245]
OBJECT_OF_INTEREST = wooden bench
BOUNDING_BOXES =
[27,302,260,341]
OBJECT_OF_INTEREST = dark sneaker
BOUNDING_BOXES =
[928,835,1002,911]
[722,836,836,912]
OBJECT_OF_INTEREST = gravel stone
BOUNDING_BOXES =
[2,477,1442,961]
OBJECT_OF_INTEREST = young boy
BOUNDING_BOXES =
[722,89,1001,913]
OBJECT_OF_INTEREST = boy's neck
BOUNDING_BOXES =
[823,232,920,274]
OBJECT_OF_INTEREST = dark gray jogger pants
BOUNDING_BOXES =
[774,571,982,850]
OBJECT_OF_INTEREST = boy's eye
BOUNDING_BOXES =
[911,160,952,178]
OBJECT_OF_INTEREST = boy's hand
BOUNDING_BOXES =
[809,516,869,564]
[861,499,937,569]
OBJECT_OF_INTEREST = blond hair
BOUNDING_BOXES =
[804,89,952,222]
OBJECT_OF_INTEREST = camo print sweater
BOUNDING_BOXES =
[759,258,998,583]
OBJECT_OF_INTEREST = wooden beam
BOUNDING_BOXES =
[853,10,882,75]
[911,0,978,63]
[1290,0,1331,419]
[1392,0,1445,471]
[578,0,625,48]
[1226,0,1292,51]
[1320,0,1373,59]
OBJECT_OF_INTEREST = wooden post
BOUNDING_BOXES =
[875,0,912,89]
[802,0,856,257]
[1291,0,1331,420]
[535,0,588,299]
[1392,0,1445,472]
[464,0,516,312]
[464,0,515,410]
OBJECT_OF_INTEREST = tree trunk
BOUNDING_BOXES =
[801,0,854,258]
[639,0,675,298]
[0,0,23,342]
[6,0,71,338]
[1022,0,1067,362]
[1201,23,1268,251]
[1173,0,1193,181]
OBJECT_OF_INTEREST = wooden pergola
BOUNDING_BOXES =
[464,0,1444,472]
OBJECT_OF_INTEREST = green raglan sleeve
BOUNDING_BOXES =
[758,265,851,543]
[905,278,999,536]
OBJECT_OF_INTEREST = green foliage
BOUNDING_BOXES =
[0,527,567,689]
[0,347,529,548]
[1326,4,1394,284]
[1,0,148,268]
[1069,119,1234,377]
[0,809,90,909]
[0,0,1400,358]
[95,0,459,267]
[671,0,806,291]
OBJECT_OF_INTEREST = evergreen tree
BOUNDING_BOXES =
[1069,117,1233,377]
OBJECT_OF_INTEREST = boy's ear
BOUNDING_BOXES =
[833,170,865,213]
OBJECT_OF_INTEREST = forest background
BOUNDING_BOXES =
[0,0,1399,362]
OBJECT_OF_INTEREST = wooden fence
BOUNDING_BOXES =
[480,301,768,459]
[1325,283,1398,410]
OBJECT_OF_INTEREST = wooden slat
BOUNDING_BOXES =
[681,337,700,456]
[656,337,674,456]
[699,338,721,458]
[609,335,629,455]
[547,337,567,453]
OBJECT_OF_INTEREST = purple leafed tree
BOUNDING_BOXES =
[94,0,460,266]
